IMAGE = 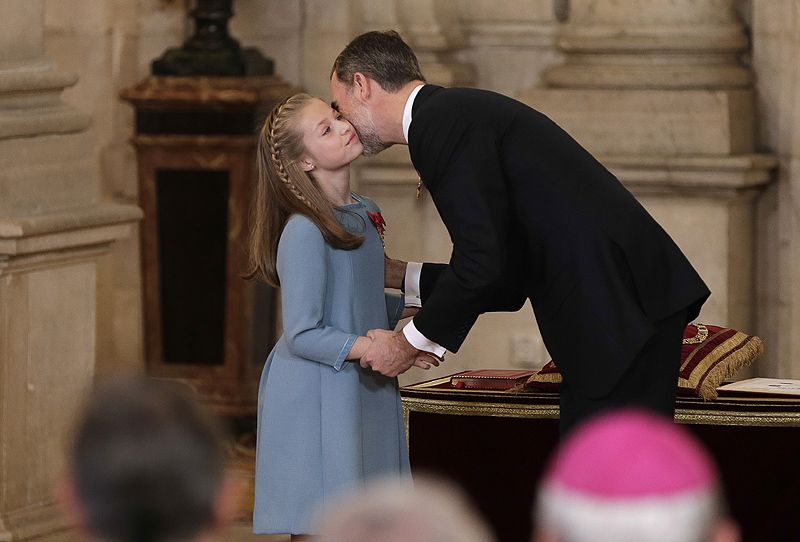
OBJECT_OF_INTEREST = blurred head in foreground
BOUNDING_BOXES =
[317,476,495,542]
[534,409,739,542]
[62,377,236,542]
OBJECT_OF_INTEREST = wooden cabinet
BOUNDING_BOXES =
[122,75,297,415]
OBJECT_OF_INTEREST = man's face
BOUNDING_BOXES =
[330,74,390,156]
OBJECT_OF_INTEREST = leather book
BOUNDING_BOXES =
[450,369,537,390]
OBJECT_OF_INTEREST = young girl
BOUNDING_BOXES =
[247,94,428,539]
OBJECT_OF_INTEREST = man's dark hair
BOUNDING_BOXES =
[70,378,227,542]
[332,30,425,91]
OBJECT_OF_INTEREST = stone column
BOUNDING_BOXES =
[519,0,775,344]
[751,2,800,378]
[302,0,356,97]
[0,1,140,540]
[395,0,473,87]
[457,0,563,95]
[544,0,751,89]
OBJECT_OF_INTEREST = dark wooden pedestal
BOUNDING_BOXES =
[122,76,298,415]
[401,376,800,542]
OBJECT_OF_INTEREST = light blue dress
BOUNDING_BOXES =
[253,194,410,535]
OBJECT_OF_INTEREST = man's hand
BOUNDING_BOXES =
[361,329,439,377]
[384,254,408,290]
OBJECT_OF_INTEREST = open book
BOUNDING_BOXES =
[717,378,800,397]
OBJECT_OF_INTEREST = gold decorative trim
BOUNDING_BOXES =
[402,397,560,419]
[402,396,800,428]
[403,403,410,447]
[682,322,709,345]
[681,328,740,373]
[675,409,800,427]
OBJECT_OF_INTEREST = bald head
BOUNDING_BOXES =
[317,478,495,542]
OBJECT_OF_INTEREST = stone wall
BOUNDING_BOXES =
[40,1,796,388]
[43,0,185,374]
[1,1,140,539]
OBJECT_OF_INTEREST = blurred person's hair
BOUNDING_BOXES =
[317,476,495,542]
[67,377,229,542]
[534,409,739,542]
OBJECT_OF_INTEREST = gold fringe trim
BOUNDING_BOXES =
[679,334,764,400]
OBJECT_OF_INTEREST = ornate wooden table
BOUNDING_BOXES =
[401,376,800,542]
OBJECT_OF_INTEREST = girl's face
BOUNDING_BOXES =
[297,98,363,173]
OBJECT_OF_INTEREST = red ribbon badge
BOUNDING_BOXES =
[367,211,386,244]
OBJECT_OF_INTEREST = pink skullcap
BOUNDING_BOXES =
[544,409,717,497]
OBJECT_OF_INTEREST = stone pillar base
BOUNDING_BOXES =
[0,203,141,542]
[0,503,73,542]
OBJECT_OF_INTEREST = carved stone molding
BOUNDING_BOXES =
[546,0,752,89]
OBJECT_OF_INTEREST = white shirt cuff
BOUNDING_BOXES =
[404,261,423,307]
[403,320,447,358]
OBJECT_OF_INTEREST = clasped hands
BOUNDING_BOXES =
[360,329,442,377]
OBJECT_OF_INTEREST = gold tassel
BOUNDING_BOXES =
[694,335,764,400]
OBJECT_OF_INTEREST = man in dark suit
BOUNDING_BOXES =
[330,31,710,433]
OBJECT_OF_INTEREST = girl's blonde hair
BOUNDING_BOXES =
[246,93,363,286]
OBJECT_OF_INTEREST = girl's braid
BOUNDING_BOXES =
[266,101,319,212]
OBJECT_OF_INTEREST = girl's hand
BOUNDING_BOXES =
[346,336,373,360]
[413,352,440,370]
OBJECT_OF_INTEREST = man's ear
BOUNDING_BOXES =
[352,72,372,102]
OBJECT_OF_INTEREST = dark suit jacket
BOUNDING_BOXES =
[408,85,710,397]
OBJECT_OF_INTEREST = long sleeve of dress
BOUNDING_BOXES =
[277,216,357,371]
[384,292,404,330]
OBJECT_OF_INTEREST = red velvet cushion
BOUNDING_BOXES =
[525,323,763,400]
